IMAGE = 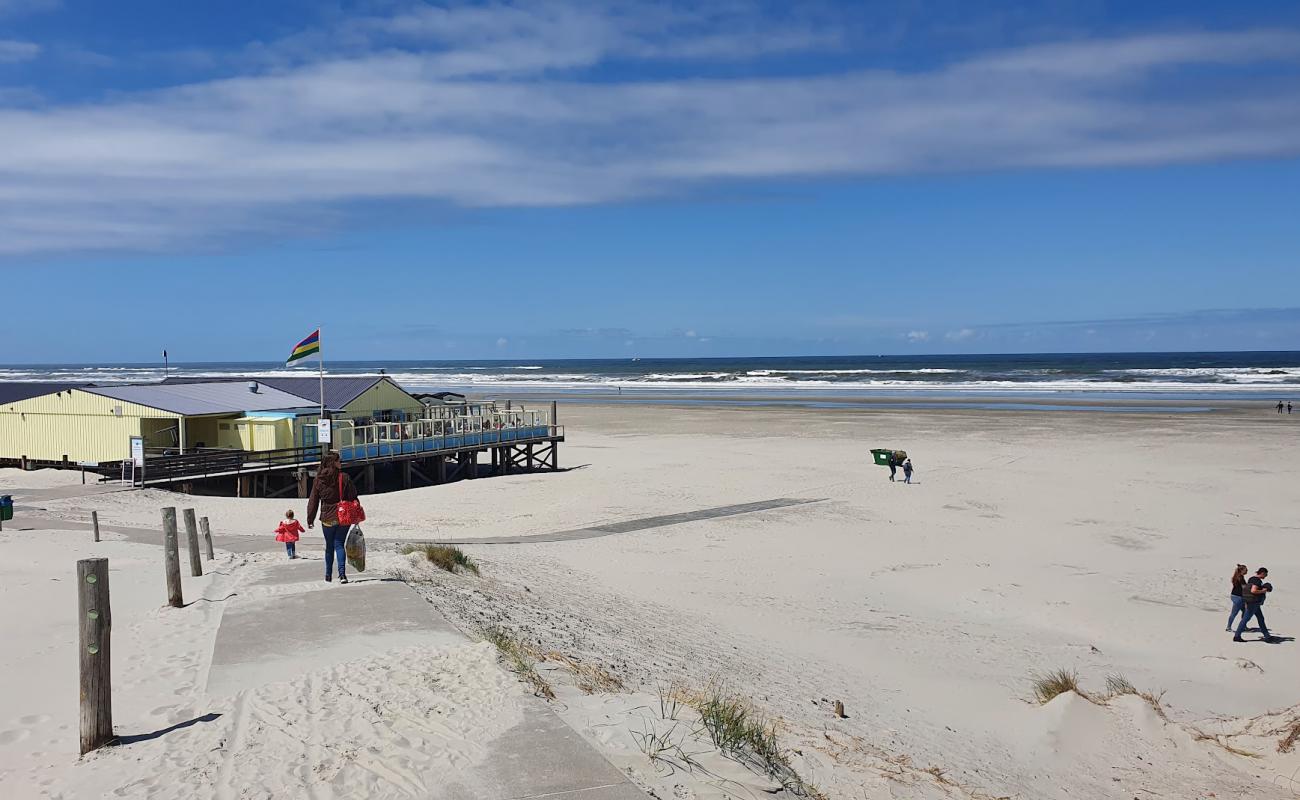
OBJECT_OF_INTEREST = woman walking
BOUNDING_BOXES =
[307,452,359,585]
[1227,564,1248,632]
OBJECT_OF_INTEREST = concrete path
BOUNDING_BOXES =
[15,509,648,800]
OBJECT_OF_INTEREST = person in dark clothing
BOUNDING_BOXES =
[902,458,914,484]
[1227,564,1248,632]
[1289,402,1293,415]
[888,453,898,482]
[307,451,360,584]
[1234,567,1276,643]
[1278,401,1285,414]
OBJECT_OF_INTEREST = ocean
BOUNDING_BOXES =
[2,352,1298,400]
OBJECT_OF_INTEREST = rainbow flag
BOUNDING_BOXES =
[286,329,320,364]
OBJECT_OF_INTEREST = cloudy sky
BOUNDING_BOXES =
[1,0,1298,361]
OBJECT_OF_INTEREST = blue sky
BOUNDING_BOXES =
[1,0,1299,361]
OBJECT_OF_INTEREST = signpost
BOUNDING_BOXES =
[317,419,332,445]
[129,436,145,487]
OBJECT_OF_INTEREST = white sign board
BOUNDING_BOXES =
[317,419,332,444]
[129,436,145,467]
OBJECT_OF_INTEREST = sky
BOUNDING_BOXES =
[1,0,1298,362]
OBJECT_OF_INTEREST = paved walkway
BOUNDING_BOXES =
[14,510,648,800]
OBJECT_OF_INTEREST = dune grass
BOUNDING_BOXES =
[1030,669,1082,704]
[402,543,479,575]
[1278,720,1300,754]
[691,684,824,799]
[1103,673,1167,719]
[479,626,554,699]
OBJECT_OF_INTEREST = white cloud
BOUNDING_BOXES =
[1,8,1299,255]
[945,328,976,341]
[906,330,930,342]
[0,39,40,63]
[495,337,509,348]
[684,330,697,338]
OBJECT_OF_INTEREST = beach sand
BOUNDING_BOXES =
[5,403,1300,798]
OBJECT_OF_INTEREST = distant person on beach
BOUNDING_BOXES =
[307,452,359,585]
[1278,401,1285,414]
[903,458,914,484]
[275,509,304,560]
[1234,567,1276,643]
[1289,402,1293,415]
[888,453,898,482]
[1227,564,1248,632]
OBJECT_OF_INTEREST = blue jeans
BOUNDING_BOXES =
[322,524,348,579]
[285,542,296,558]
[1227,594,1245,629]
[1236,603,1270,639]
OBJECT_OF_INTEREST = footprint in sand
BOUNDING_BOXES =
[18,714,50,725]
[0,729,32,745]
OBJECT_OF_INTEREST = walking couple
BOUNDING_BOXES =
[1227,564,1278,643]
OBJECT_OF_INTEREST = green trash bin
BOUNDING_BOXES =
[870,449,906,466]
[0,495,12,522]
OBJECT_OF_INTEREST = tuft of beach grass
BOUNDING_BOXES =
[402,543,480,575]
[479,626,554,699]
[1030,669,1081,704]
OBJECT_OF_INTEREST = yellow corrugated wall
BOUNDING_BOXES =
[0,389,178,463]
[345,378,423,418]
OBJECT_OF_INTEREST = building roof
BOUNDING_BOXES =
[0,382,90,406]
[160,375,400,409]
[83,383,317,416]
[255,377,390,409]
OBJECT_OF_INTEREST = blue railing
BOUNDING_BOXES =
[336,424,555,462]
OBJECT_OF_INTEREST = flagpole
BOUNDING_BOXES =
[317,327,327,452]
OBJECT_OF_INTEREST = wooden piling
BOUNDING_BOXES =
[78,557,113,754]
[91,510,100,543]
[182,508,202,577]
[161,507,183,608]
[200,516,214,560]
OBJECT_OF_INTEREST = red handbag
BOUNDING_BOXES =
[336,473,366,525]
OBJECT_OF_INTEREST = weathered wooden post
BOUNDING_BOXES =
[182,508,202,577]
[550,400,558,432]
[78,558,112,754]
[91,510,100,543]
[200,516,214,560]
[161,507,183,608]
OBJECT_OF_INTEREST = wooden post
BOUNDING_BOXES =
[463,450,476,479]
[435,456,446,484]
[161,507,183,608]
[550,400,558,432]
[78,557,113,754]
[401,460,411,490]
[91,510,101,543]
[365,464,375,493]
[182,508,202,577]
[200,516,214,560]
[297,468,308,499]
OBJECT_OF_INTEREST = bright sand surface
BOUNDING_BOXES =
[5,403,1300,798]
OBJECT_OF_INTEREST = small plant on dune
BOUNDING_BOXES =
[479,626,554,699]
[1103,673,1168,719]
[1278,719,1300,754]
[1030,668,1081,704]
[402,543,479,575]
[692,684,823,797]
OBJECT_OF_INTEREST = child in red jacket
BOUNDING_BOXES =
[275,509,305,559]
